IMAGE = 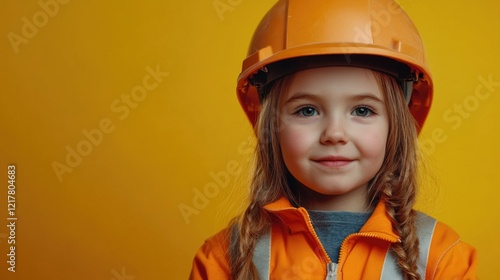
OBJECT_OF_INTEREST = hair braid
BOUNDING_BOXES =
[383,187,421,280]
[229,76,295,279]
[369,72,422,279]
[228,202,267,279]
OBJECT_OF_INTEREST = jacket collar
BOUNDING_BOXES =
[263,197,400,242]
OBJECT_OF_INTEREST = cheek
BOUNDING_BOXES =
[358,126,388,160]
[279,126,314,161]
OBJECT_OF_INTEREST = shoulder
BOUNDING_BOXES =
[189,227,232,280]
[415,212,478,280]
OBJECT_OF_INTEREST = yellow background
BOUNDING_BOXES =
[0,0,498,279]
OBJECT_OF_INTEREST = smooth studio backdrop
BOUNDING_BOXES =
[0,0,498,279]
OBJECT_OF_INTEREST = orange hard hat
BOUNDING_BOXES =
[236,0,433,129]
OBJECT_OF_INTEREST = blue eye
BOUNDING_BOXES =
[296,106,318,117]
[352,106,374,117]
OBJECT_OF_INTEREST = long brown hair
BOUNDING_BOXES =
[229,69,421,280]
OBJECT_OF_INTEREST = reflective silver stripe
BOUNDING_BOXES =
[415,212,437,279]
[381,249,403,280]
[380,212,437,279]
[253,230,271,280]
[230,226,271,279]
[252,212,437,279]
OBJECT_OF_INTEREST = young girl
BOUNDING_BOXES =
[190,0,478,279]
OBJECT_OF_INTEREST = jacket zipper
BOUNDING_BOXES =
[301,208,399,280]
[301,209,337,279]
[338,232,399,260]
[325,262,337,280]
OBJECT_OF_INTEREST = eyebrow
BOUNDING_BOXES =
[285,92,384,104]
[284,92,322,104]
[349,93,384,104]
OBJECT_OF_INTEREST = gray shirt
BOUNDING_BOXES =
[308,210,372,263]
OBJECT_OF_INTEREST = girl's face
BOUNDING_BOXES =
[278,67,389,211]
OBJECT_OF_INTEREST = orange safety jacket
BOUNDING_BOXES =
[190,197,478,279]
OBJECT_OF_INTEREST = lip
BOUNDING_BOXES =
[312,156,354,168]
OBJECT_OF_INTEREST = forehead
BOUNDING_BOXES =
[285,66,382,97]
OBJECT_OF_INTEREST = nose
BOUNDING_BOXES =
[320,116,348,145]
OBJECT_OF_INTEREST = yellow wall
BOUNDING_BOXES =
[0,0,497,279]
